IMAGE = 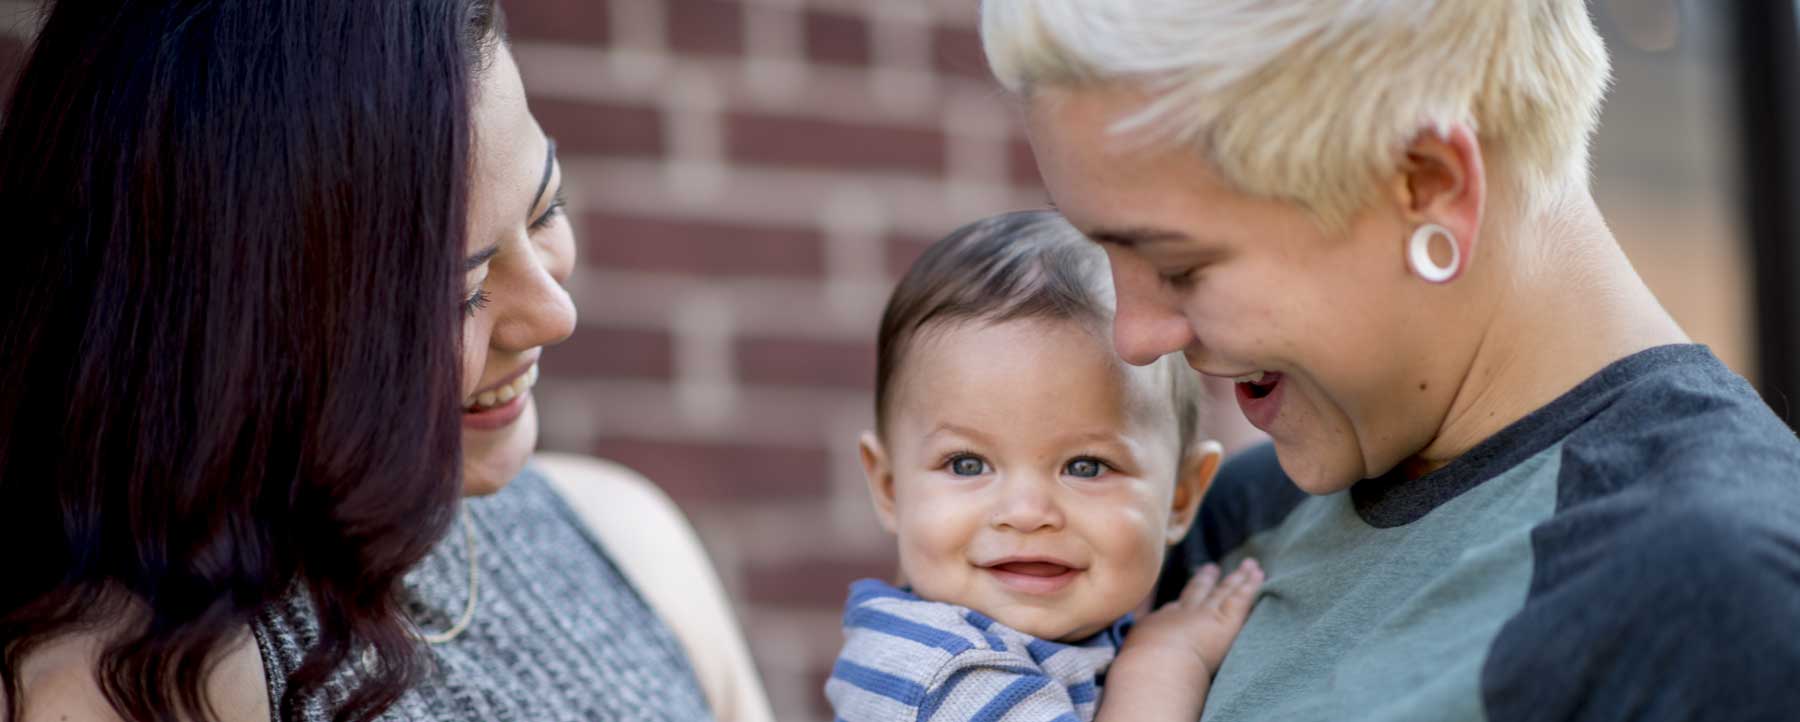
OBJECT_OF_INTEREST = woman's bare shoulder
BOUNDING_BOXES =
[13,626,269,722]
[531,452,675,516]
[530,452,774,722]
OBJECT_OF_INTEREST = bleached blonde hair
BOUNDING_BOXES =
[982,0,1613,229]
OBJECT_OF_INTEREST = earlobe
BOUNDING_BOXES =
[859,431,900,534]
[1167,439,1223,544]
[1396,124,1485,284]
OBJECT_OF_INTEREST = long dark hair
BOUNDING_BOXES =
[0,1,499,720]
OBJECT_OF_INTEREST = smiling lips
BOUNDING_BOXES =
[983,559,1082,595]
[1233,370,1284,430]
[462,361,539,431]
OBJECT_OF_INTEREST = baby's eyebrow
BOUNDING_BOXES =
[1055,430,1133,446]
[923,422,995,444]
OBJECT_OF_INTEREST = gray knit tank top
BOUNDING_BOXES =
[250,468,714,721]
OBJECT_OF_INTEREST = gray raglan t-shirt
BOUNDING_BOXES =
[1159,344,1800,722]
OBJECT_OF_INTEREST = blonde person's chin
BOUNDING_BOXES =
[461,397,539,497]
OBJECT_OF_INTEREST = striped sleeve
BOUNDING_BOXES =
[829,647,1080,722]
[916,654,1079,722]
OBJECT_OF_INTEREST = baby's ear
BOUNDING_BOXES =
[1168,439,1224,544]
[859,431,900,534]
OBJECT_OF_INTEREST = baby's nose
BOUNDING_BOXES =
[987,477,1065,532]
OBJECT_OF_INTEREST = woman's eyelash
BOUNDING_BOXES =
[530,188,567,231]
[1162,267,1199,287]
[461,288,491,317]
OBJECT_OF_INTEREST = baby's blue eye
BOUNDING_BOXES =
[1065,458,1106,478]
[949,455,987,477]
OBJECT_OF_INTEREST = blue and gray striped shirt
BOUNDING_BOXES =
[826,579,1129,722]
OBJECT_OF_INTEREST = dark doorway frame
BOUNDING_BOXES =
[1729,0,1800,429]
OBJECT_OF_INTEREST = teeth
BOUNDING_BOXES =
[463,362,540,411]
[1231,371,1267,384]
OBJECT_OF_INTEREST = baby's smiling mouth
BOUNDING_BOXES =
[991,561,1074,577]
[980,558,1083,594]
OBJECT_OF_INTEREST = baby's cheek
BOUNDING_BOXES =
[894,505,972,589]
[1093,504,1170,593]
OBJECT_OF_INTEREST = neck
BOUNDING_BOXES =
[1406,193,1690,475]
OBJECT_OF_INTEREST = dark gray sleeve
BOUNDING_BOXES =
[1482,474,1800,721]
[1154,442,1308,606]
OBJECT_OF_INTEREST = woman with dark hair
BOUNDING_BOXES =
[0,2,769,721]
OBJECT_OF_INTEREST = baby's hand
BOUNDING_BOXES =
[1120,560,1264,679]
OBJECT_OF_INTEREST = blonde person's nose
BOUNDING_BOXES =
[1107,255,1195,366]
[988,474,1065,533]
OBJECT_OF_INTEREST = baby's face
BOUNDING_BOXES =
[866,318,1194,641]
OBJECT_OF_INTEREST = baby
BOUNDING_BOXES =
[827,210,1264,722]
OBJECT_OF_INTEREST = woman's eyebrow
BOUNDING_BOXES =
[528,137,557,223]
[465,242,501,271]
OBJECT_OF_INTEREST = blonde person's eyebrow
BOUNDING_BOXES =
[1086,225,1192,248]
[1043,200,1186,248]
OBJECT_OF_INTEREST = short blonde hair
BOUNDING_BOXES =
[982,0,1612,229]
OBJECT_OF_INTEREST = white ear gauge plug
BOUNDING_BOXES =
[1408,223,1461,283]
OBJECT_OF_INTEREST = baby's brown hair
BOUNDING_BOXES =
[874,209,1205,450]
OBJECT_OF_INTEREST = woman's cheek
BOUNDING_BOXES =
[459,322,489,398]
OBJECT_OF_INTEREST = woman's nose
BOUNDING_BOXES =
[988,474,1065,533]
[493,238,577,352]
[1104,248,1196,366]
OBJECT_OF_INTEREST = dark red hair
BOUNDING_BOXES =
[0,1,500,720]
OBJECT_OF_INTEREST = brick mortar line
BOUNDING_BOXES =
[563,267,890,339]
[514,41,1018,134]
[537,377,871,444]
[561,158,1044,237]
[797,0,981,28]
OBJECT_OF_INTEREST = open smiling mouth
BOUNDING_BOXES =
[461,362,539,430]
[984,561,1081,595]
[1233,370,1280,399]
[1232,370,1286,430]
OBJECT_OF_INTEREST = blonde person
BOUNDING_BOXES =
[0,2,769,721]
[981,2,1800,721]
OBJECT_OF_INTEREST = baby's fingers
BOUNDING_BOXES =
[1206,559,1264,620]
[1178,563,1221,607]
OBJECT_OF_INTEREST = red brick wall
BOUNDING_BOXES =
[503,5,1038,717]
